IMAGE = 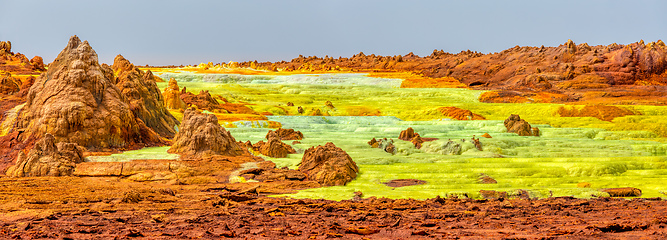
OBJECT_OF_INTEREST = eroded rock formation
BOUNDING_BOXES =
[266,128,303,140]
[254,131,296,158]
[411,135,424,149]
[0,40,45,74]
[163,78,186,110]
[168,108,246,159]
[399,127,416,141]
[112,55,179,138]
[504,114,539,136]
[299,142,358,186]
[16,36,165,150]
[180,88,225,112]
[0,72,20,96]
[6,133,85,177]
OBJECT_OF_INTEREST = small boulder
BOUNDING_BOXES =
[325,100,335,109]
[299,142,358,186]
[411,135,424,149]
[504,114,534,136]
[399,127,416,141]
[367,138,379,148]
[477,173,497,184]
[602,187,642,197]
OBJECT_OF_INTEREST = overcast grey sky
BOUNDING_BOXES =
[1,0,665,65]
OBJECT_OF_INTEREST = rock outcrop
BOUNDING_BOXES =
[254,131,296,158]
[29,56,45,71]
[437,107,485,120]
[411,135,424,149]
[112,55,179,138]
[0,72,20,96]
[0,40,45,75]
[299,142,359,186]
[16,36,165,150]
[6,134,85,177]
[266,128,303,140]
[180,88,225,112]
[504,114,539,136]
[399,127,416,141]
[168,109,246,159]
[163,78,186,110]
[0,41,10,55]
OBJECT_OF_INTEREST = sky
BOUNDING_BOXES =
[1,0,665,66]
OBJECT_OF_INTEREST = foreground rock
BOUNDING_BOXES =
[504,114,540,136]
[168,109,246,159]
[2,178,665,239]
[16,36,165,150]
[299,142,359,186]
[112,55,179,138]
[6,134,84,177]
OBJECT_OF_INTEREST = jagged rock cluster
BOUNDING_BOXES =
[504,114,540,136]
[16,36,166,150]
[299,142,358,186]
[0,40,45,74]
[112,55,179,138]
[168,109,246,159]
[6,133,85,177]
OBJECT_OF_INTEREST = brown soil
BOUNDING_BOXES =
[1,177,666,239]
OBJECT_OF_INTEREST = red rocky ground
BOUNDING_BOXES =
[0,177,666,239]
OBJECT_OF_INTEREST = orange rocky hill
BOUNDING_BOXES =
[203,39,667,105]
